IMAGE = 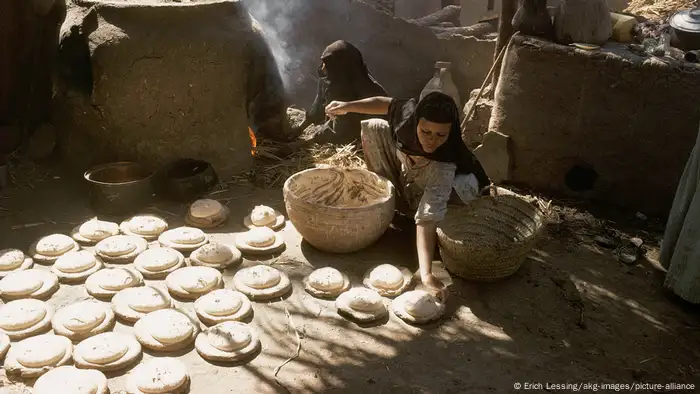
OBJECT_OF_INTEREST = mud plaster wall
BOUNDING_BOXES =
[245,0,495,111]
[54,0,269,176]
[490,36,700,217]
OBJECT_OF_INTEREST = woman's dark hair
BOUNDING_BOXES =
[416,92,458,124]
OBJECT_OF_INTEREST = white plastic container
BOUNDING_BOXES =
[420,61,462,117]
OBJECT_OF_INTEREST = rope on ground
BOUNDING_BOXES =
[273,303,303,393]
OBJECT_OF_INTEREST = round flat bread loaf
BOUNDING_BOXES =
[0,249,33,277]
[232,265,291,301]
[0,332,10,360]
[391,290,445,324]
[0,299,53,340]
[95,235,148,264]
[190,199,224,219]
[120,215,168,240]
[165,266,223,300]
[0,269,59,301]
[4,334,72,378]
[134,309,199,352]
[126,357,189,394]
[336,288,388,323]
[29,234,79,264]
[133,247,185,279]
[33,366,109,394]
[112,286,173,323]
[362,264,413,297]
[245,227,275,248]
[86,268,144,299]
[243,205,286,230]
[158,227,208,252]
[51,251,104,283]
[73,332,142,372]
[303,267,351,299]
[189,243,241,270]
[72,219,119,244]
[194,289,253,325]
[52,301,115,341]
[195,321,261,363]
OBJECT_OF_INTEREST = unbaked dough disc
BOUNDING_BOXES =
[73,219,120,244]
[73,332,142,372]
[195,321,261,363]
[0,299,53,340]
[190,199,224,219]
[232,265,292,301]
[126,357,189,394]
[158,227,208,252]
[133,247,185,279]
[244,227,276,248]
[134,309,199,352]
[112,286,173,323]
[0,269,59,301]
[53,250,97,273]
[243,206,286,230]
[194,289,253,325]
[33,366,109,394]
[362,264,413,297]
[0,332,10,360]
[4,334,72,378]
[303,267,351,299]
[234,230,285,256]
[120,215,169,240]
[391,290,445,324]
[95,235,148,264]
[86,268,144,299]
[35,234,76,257]
[336,287,388,323]
[0,248,26,270]
[189,243,241,269]
[52,301,115,341]
[165,266,223,300]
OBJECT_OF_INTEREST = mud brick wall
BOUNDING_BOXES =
[490,35,700,217]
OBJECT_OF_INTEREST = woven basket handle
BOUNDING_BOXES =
[480,183,498,197]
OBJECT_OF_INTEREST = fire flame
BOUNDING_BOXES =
[249,127,257,157]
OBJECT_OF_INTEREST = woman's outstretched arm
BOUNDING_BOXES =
[325,97,392,117]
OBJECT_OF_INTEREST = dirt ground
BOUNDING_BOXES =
[1,160,700,394]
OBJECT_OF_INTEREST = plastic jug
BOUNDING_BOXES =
[420,61,462,117]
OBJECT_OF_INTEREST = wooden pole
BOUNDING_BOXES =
[490,0,518,92]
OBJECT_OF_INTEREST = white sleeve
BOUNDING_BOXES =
[414,161,456,224]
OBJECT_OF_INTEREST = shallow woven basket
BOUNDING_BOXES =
[437,193,545,282]
[283,167,395,253]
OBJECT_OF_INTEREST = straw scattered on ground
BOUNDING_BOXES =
[625,0,696,22]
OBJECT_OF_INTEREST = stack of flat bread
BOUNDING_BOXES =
[195,321,261,363]
[194,289,253,325]
[32,366,109,394]
[233,265,292,301]
[235,227,284,255]
[112,286,173,323]
[51,250,103,283]
[133,247,186,279]
[51,300,115,341]
[0,248,33,278]
[4,334,73,378]
[95,235,148,264]
[243,205,285,230]
[85,267,144,299]
[189,243,241,270]
[165,266,223,300]
[120,215,169,240]
[185,199,230,229]
[362,264,413,297]
[73,332,142,372]
[391,290,445,324]
[134,309,199,352]
[71,218,119,245]
[0,269,59,301]
[126,357,190,394]
[303,267,351,299]
[0,299,53,340]
[336,288,388,323]
[29,234,79,264]
[158,227,208,253]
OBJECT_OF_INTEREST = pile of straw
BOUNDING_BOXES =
[625,0,696,22]
[247,141,366,188]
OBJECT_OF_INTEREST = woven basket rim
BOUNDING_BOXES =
[283,167,395,212]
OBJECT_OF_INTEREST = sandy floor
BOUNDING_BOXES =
[1,163,700,394]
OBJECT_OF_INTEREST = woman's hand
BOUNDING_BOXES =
[325,101,349,118]
[422,273,448,303]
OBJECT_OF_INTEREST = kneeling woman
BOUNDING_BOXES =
[325,92,490,296]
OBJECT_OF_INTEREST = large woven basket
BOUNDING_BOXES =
[437,193,545,282]
[283,167,395,253]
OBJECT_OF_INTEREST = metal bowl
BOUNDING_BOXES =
[84,162,155,215]
[158,158,218,202]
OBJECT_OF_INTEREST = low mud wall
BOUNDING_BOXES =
[489,35,700,217]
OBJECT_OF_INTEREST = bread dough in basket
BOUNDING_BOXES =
[0,299,53,340]
[303,267,351,299]
[336,287,388,323]
[391,290,445,324]
[189,243,241,270]
[4,334,73,378]
[165,266,223,300]
[86,267,144,299]
[133,247,186,279]
[194,289,253,325]
[73,332,142,372]
[126,357,190,394]
[195,321,261,363]
[362,264,413,297]
[0,248,33,278]
[112,286,173,323]
[71,219,119,244]
[29,234,80,264]
[233,265,292,301]
[51,300,115,341]
[158,227,209,252]
[33,365,109,394]
[120,215,169,240]
[134,309,199,352]
[0,269,59,301]
[95,235,148,264]
[51,250,104,283]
